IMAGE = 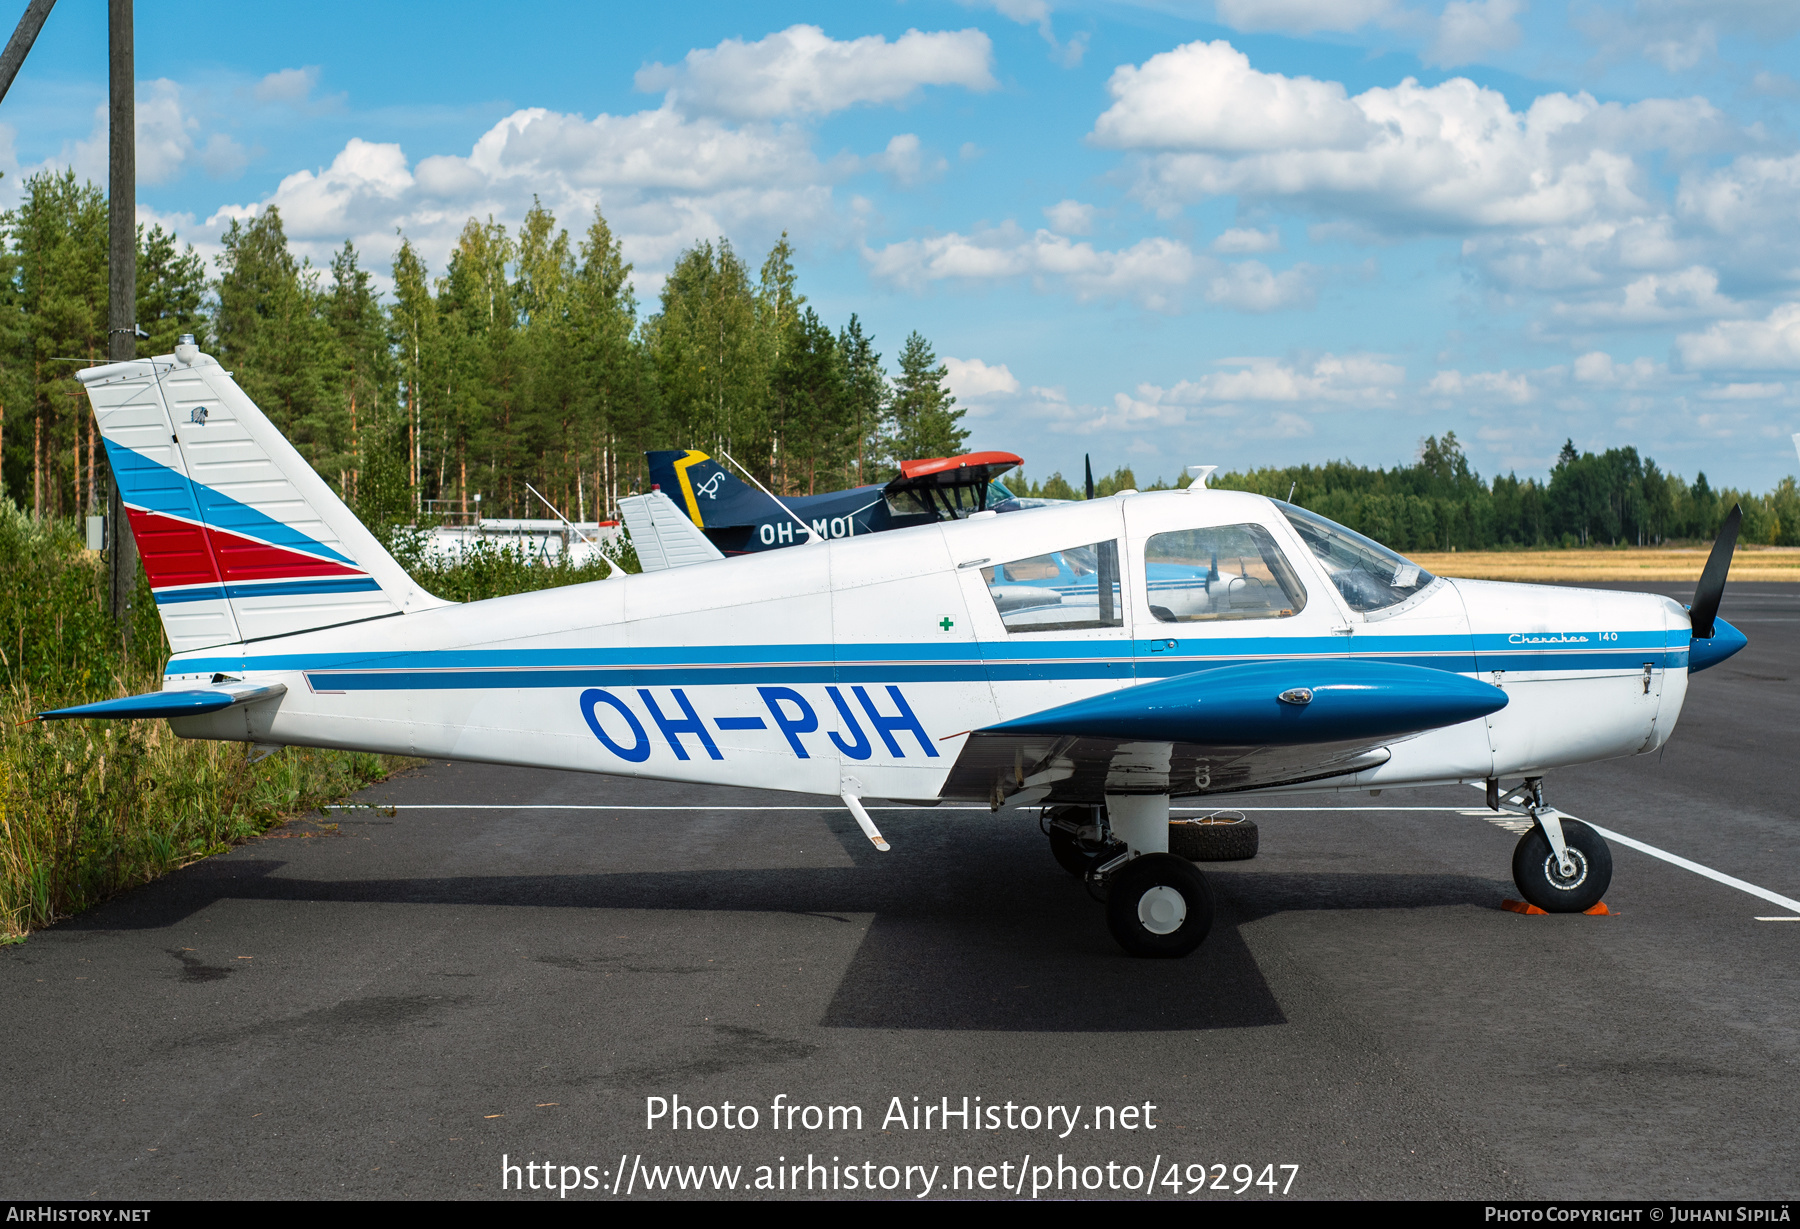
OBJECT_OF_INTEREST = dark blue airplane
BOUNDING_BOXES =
[644,449,1027,555]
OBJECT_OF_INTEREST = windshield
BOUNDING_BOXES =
[1277,502,1435,613]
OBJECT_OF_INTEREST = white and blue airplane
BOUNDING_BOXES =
[45,338,1748,957]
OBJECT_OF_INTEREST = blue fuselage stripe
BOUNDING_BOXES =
[155,577,382,605]
[170,631,1686,688]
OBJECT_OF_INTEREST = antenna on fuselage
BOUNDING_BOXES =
[1084,455,1095,501]
[715,449,818,543]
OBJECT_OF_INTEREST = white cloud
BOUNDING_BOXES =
[1678,302,1800,370]
[636,25,995,119]
[1092,41,1372,153]
[865,133,946,188]
[1554,266,1738,325]
[1426,368,1538,402]
[865,224,1203,310]
[1214,0,1397,34]
[1426,0,1524,68]
[1079,356,1404,433]
[1573,351,1664,387]
[1047,355,1402,437]
[943,356,1021,401]
[135,80,197,186]
[866,221,1328,313]
[1212,226,1280,253]
[254,67,319,106]
[1096,40,1724,236]
[960,0,1087,67]
[1205,259,1316,310]
[205,106,836,278]
[1698,381,1786,400]
[1043,199,1095,234]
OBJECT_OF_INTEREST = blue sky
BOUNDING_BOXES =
[7,0,1800,489]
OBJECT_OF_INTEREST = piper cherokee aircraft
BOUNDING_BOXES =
[45,338,1748,957]
[643,447,1024,554]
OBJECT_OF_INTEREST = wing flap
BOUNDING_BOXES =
[940,731,1391,807]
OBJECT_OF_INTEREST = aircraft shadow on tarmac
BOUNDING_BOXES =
[58,844,1512,1035]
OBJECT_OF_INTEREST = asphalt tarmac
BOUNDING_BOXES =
[3,582,1797,1201]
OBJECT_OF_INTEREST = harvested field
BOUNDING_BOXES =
[1408,545,1800,583]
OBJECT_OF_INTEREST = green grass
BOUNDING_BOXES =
[0,505,635,941]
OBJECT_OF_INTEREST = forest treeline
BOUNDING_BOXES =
[0,170,968,526]
[4,167,1797,551]
[1016,434,1788,552]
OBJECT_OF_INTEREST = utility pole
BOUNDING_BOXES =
[0,1,140,642]
[0,0,56,105]
[107,0,139,648]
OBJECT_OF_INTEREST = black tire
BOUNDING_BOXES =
[1511,818,1612,913]
[1105,853,1214,958]
[1169,813,1259,861]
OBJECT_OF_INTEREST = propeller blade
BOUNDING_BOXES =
[1690,502,1742,639]
[1084,454,1094,501]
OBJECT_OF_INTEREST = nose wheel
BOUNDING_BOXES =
[1504,779,1613,913]
[1512,817,1612,913]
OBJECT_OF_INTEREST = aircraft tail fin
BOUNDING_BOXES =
[77,344,446,656]
[618,490,727,572]
[644,449,771,527]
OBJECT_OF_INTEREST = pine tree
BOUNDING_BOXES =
[571,208,642,511]
[2,171,107,517]
[885,330,965,472]
[837,314,884,488]
[647,239,764,476]
[215,208,336,472]
[390,237,441,514]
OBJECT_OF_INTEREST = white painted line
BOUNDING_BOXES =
[1755,917,1800,922]
[339,803,1499,813]
[1578,822,1800,914]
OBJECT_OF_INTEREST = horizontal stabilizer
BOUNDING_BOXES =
[619,491,727,572]
[38,681,286,721]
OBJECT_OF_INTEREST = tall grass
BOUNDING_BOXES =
[0,504,408,941]
[1,508,642,940]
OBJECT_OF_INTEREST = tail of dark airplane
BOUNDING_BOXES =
[644,450,775,528]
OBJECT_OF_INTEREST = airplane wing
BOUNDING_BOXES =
[618,491,727,572]
[940,658,1506,808]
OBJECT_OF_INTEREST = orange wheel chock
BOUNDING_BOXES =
[1501,899,1611,916]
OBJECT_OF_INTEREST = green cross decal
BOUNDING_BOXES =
[938,617,955,632]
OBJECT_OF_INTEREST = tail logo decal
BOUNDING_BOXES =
[106,440,373,605]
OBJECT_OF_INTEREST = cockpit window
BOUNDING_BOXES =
[1277,502,1435,613]
[982,541,1124,632]
[1144,525,1307,623]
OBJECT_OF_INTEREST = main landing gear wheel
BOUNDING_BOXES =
[1511,817,1613,913]
[1105,853,1215,958]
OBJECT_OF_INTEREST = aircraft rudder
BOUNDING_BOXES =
[79,348,444,655]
